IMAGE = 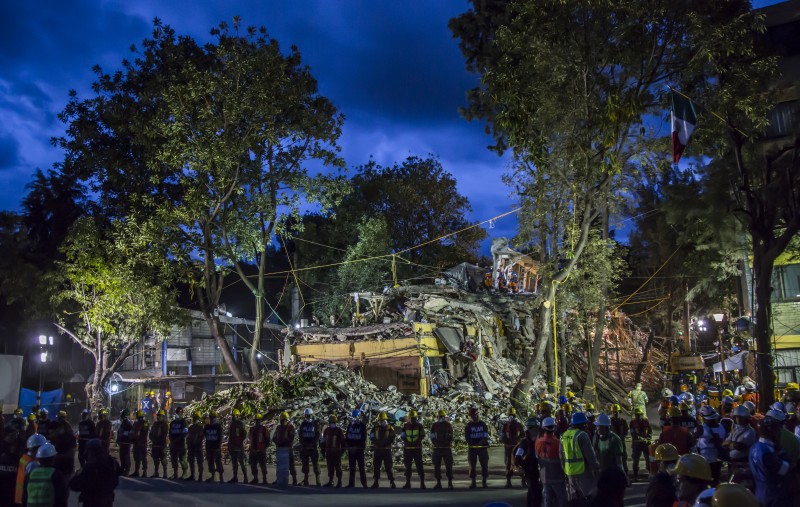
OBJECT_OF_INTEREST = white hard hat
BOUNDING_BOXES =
[303,408,313,416]
[541,417,556,430]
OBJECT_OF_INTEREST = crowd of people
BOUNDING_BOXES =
[2,375,800,507]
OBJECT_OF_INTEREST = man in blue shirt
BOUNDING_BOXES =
[750,409,792,507]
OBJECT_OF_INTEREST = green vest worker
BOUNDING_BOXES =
[560,412,599,501]
[24,443,68,507]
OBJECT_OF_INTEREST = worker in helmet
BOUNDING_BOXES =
[344,409,367,488]
[500,406,524,488]
[298,408,321,486]
[658,389,673,428]
[723,405,756,472]
[369,412,396,489]
[95,409,112,453]
[204,412,224,482]
[711,483,759,507]
[149,409,169,478]
[7,408,26,436]
[15,433,47,506]
[77,409,96,468]
[25,414,38,438]
[141,391,154,420]
[628,383,648,415]
[23,443,69,507]
[116,409,132,475]
[168,406,189,480]
[321,415,345,487]
[656,407,693,456]
[465,406,490,489]
[151,391,161,421]
[645,444,679,507]
[49,410,76,476]
[185,412,205,481]
[695,405,725,484]
[608,404,630,477]
[163,391,173,415]
[536,416,567,507]
[400,409,425,489]
[248,414,270,484]
[36,408,51,441]
[669,453,713,505]
[273,411,297,485]
[629,407,652,482]
[130,410,150,477]
[430,409,453,489]
[559,412,599,500]
[514,418,543,507]
[226,408,248,483]
[593,413,624,474]
[749,410,791,507]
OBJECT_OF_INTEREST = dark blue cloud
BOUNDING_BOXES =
[0,132,20,169]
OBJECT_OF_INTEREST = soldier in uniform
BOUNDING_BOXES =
[321,415,345,487]
[298,408,321,486]
[168,407,189,480]
[227,409,248,483]
[149,409,169,478]
[400,409,425,489]
[185,412,205,481]
[272,411,298,485]
[248,414,270,484]
[77,409,96,468]
[500,406,525,488]
[370,411,396,489]
[130,410,150,477]
[430,409,454,489]
[344,409,367,488]
[116,409,132,475]
[204,411,224,482]
[465,406,490,489]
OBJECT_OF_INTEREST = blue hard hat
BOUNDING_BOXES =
[558,395,568,405]
[669,395,679,404]
[351,409,361,418]
[571,412,588,426]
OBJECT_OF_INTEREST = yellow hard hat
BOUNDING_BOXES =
[585,403,595,411]
[232,409,241,416]
[787,382,799,390]
[157,409,166,416]
[611,404,621,412]
[507,406,517,416]
[680,384,688,392]
[280,411,290,420]
[150,391,155,396]
[634,407,644,415]
[567,391,575,398]
[409,409,418,418]
[58,410,67,418]
[193,412,202,420]
[329,415,338,423]
[28,414,36,421]
[654,443,679,462]
[669,453,713,482]
[166,391,171,396]
[136,410,144,417]
[210,411,218,418]
[437,409,447,417]
[254,414,263,420]
[669,407,682,418]
[100,409,109,416]
[712,482,758,507]
[722,389,734,397]
[377,412,388,421]
[561,403,572,414]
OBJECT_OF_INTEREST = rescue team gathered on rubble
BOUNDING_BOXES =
[1,378,799,506]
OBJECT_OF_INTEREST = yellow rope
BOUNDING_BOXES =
[280,235,305,308]
[611,246,681,314]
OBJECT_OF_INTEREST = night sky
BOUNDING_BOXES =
[0,0,783,246]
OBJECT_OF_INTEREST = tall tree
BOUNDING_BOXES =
[49,218,181,409]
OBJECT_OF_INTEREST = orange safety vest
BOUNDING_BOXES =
[15,453,34,504]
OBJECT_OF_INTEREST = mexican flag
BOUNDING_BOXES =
[671,90,697,163]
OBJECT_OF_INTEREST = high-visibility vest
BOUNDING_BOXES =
[26,466,55,507]
[15,453,35,504]
[561,428,585,476]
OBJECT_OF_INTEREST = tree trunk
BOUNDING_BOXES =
[208,312,246,382]
[559,311,568,395]
[249,290,264,378]
[513,291,553,401]
[754,253,776,412]
[583,205,609,403]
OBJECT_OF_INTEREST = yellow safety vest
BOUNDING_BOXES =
[562,428,585,476]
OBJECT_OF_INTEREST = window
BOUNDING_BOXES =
[773,264,800,301]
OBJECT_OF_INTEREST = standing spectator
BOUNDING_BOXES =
[68,439,119,507]
[560,412,599,500]
[429,409,454,490]
[321,415,345,488]
[226,409,248,484]
[536,417,567,507]
[400,409,425,489]
[247,414,270,484]
[465,406,490,489]
[344,410,368,489]
[630,407,652,482]
[514,418,542,507]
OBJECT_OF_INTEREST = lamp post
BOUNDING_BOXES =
[37,334,54,408]
[712,314,726,384]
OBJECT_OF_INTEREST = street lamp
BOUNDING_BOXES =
[37,335,54,408]
[712,313,726,383]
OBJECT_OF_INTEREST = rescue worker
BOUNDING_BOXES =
[248,414,270,484]
[668,453,713,505]
[36,409,51,442]
[77,409,95,468]
[645,444,678,507]
[298,408,321,486]
[68,438,120,507]
[711,483,759,507]
[672,402,698,432]
[24,443,69,507]
[204,411,224,482]
[168,406,189,480]
[500,406,524,488]
[95,410,112,454]
[584,404,597,442]
[741,381,759,406]
[784,382,800,431]
[15,434,47,507]
[514,418,542,507]
[400,409,425,489]
[344,409,367,488]
[26,414,38,439]
[720,394,735,419]
[628,383,648,414]
[652,443,679,473]
[163,391,173,415]
[609,404,630,476]
[149,409,168,478]
[657,407,693,455]
[560,411,599,500]
[593,413,624,473]
[724,405,756,474]
[465,406,490,489]
[369,411,395,489]
[749,409,791,507]
[116,409,132,476]
[130,410,150,477]
[272,411,297,485]
[429,408,453,490]
[321,414,345,488]
[185,412,205,481]
[227,409,248,483]
[536,417,567,507]
[141,392,154,420]
[659,389,674,428]
[695,405,726,484]
[151,391,160,420]
[50,411,76,476]
[629,407,652,481]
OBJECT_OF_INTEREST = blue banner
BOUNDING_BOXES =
[19,388,63,417]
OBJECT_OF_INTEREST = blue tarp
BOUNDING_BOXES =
[19,388,63,417]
